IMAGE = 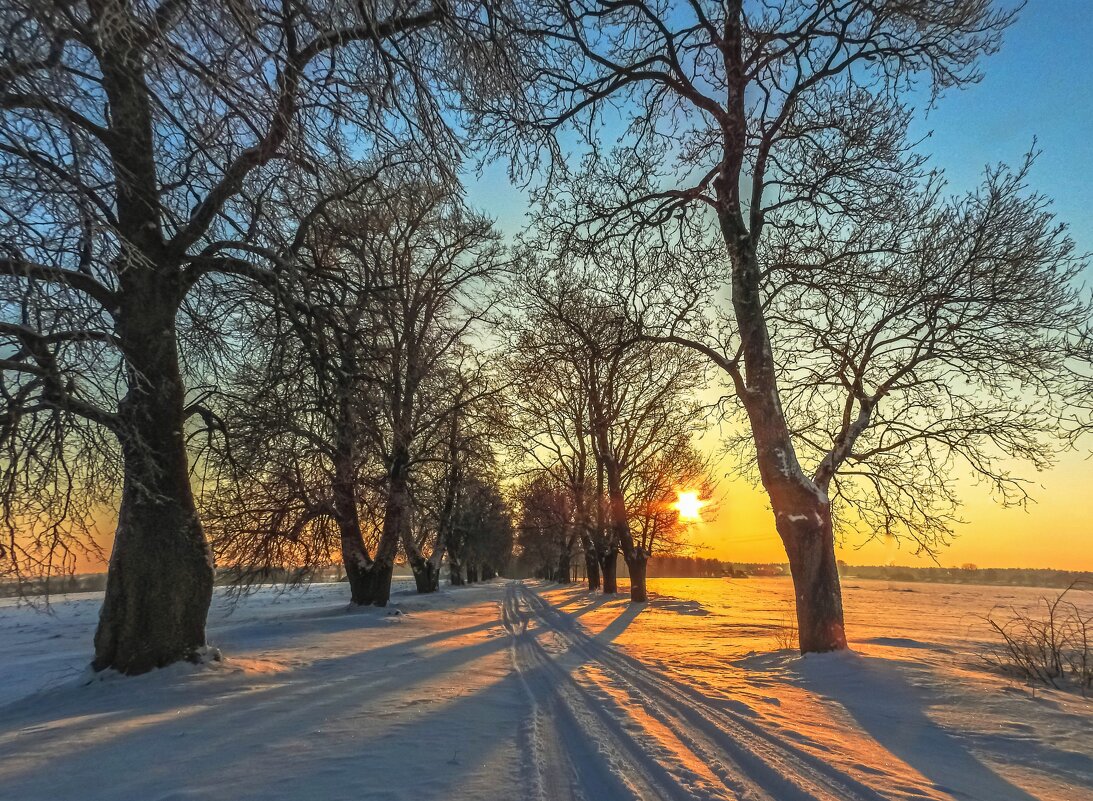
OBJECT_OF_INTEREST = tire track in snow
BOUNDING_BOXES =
[512,581,901,801]
[502,582,709,801]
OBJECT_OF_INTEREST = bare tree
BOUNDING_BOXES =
[0,0,512,672]
[203,179,507,605]
[450,470,514,582]
[514,473,573,581]
[484,0,1084,651]
[200,174,394,605]
[626,438,715,570]
[503,316,598,587]
[509,266,708,601]
[410,353,508,588]
[349,186,507,601]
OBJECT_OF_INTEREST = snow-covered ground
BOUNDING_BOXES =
[0,577,1090,800]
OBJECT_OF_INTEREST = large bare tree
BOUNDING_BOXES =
[0,0,508,672]
[482,0,1085,651]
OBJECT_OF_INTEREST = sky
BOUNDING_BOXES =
[465,0,1093,571]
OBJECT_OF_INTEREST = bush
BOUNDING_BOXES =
[983,583,1092,694]
[773,599,799,651]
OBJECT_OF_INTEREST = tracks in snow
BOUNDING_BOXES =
[501,581,895,801]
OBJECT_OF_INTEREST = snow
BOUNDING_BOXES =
[0,580,524,801]
[1,577,1090,801]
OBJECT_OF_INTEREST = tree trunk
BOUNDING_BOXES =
[584,548,601,591]
[715,172,850,651]
[625,552,649,603]
[373,447,409,606]
[556,550,572,584]
[777,501,846,653]
[600,547,618,594]
[448,551,464,585]
[331,396,379,606]
[408,551,439,593]
[339,521,379,606]
[93,288,213,674]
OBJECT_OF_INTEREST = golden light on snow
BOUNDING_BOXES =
[673,491,705,521]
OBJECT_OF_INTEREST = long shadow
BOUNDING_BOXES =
[0,612,503,723]
[1,583,648,800]
[0,618,519,799]
[593,602,643,645]
[794,654,1042,801]
[537,584,621,620]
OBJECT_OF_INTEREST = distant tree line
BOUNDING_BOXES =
[840,565,1093,590]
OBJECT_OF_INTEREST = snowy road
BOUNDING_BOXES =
[1,579,1088,800]
[503,581,900,801]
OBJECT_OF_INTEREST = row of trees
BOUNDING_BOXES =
[0,0,526,673]
[479,0,1089,652]
[3,0,1092,673]
[199,181,514,604]
[507,268,714,601]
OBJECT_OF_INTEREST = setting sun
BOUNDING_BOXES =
[674,491,705,521]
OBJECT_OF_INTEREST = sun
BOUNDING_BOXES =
[673,491,705,521]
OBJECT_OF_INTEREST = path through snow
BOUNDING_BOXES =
[0,578,1089,800]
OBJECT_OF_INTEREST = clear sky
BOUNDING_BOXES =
[465,0,1093,571]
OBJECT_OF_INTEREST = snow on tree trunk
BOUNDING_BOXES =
[778,502,847,653]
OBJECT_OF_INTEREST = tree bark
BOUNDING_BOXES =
[600,546,618,594]
[448,556,465,585]
[776,499,847,652]
[372,445,409,606]
[556,550,572,584]
[93,285,213,674]
[625,552,649,603]
[584,546,601,591]
[408,550,439,593]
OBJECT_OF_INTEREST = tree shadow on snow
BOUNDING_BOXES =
[792,653,1042,801]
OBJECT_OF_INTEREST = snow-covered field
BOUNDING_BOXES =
[0,578,1089,801]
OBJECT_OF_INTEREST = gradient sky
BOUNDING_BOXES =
[465,0,1093,571]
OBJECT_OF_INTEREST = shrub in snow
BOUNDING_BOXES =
[983,583,1092,694]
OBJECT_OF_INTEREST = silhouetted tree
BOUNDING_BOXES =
[509,267,708,601]
[483,0,1084,651]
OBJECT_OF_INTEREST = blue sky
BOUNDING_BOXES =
[909,0,1093,257]
[467,0,1093,258]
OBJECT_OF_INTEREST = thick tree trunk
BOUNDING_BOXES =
[93,289,213,674]
[625,552,648,603]
[373,448,409,606]
[777,501,846,653]
[408,551,439,593]
[331,398,379,606]
[339,522,379,606]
